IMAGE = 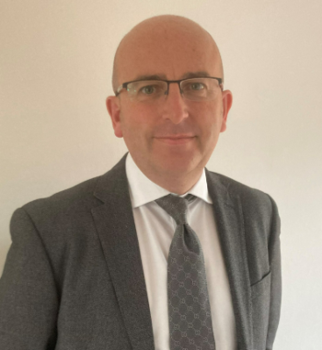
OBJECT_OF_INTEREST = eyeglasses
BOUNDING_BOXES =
[115,77,223,102]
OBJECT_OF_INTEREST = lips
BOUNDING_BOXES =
[154,134,195,145]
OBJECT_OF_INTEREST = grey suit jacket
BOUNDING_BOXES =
[0,155,281,350]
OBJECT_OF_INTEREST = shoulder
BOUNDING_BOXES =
[9,176,101,243]
[206,171,281,265]
[20,175,100,220]
[206,170,279,219]
[14,155,128,229]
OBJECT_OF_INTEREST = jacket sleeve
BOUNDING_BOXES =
[0,208,58,350]
[266,197,282,349]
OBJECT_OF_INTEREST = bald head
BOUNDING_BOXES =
[112,15,223,93]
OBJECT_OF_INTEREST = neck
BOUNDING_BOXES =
[136,162,203,195]
[154,173,202,195]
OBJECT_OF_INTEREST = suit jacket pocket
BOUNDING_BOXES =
[251,271,271,350]
[251,271,271,299]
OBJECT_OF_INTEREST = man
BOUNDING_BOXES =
[0,15,281,350]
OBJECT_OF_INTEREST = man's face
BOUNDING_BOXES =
[107,20,232,185]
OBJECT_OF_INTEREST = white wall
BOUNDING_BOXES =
[1,0,321,348]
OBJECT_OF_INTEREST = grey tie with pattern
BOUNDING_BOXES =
[155,194,216,350]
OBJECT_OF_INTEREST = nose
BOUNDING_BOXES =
[160,83,189,124]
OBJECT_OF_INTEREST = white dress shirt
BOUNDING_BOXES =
[126,154,236,350]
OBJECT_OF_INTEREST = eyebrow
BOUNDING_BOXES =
[132,71,212,82]
[180,71,212,79]
[133,74,168,81]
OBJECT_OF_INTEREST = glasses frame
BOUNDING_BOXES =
[115,77,223,98]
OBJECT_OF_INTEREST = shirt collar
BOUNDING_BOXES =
[126,153,213,208]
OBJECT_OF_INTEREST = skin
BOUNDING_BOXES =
[106,15,233,194]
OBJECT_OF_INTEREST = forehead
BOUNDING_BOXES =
[115,21,221,83]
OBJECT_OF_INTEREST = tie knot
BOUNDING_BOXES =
[155,194,194,225]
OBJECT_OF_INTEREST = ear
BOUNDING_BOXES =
[106,95,123,138]
[220,89,233,132]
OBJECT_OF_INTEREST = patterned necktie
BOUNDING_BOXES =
[155,194,216,350]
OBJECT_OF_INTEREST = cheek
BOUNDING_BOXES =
[120,110,153,149]
[196,107,224,144]
[122,103,155,127]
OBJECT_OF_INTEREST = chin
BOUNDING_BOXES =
[155,155,201,176]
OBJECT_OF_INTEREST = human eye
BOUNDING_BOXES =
[190,82,205,90]
[183,79,208,92]
[140,84,157,95]
[137,81,164,96]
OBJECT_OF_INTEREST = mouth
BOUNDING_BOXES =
[154,134,195,145]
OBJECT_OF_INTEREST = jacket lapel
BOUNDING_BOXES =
[206,170,253,350]
[91,155,154,350]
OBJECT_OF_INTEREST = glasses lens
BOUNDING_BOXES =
[127,80,167,101]
[181,78,220,101]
